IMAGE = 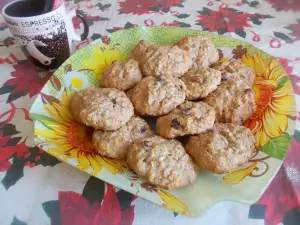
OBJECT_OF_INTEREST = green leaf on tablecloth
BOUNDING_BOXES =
[294,130,300,142]
[6,137,22,147]
[1,37,16,47]
[117,190,134,210]
[277,76,289,90]
[82,176,105,204]
[0,24,8,31]
[150,6,160,12]
[42,200,62,225]
[226,8,239,12]
[261,132,292,160]
[175,21,191,28]
[11,216,27,225]
[196,7,211,15]
[29,147,60,167]
[124,22,135,29]
[7,90,27,103]
[2,124,19,137]
[0,85,15,95]
[107,29,115,33]
[250,1,259,7]
[175,14,190,19]
[161,7,170,13]
[174,3,184,7]
[174,212,179,217]
[274,32,293,43]
[96,3,111,11]
[1,156,26,190]
[218,28,227,35]
[251,17,262,25]
[234,29,246,38]
[91,33,102,41]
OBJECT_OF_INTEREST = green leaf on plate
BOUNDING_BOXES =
[30,113,56,130]
[274,32,293,43]
[261,132,292,160]
[276,76,289,90]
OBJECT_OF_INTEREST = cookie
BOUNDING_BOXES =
[101,59,142,91]
[204,80,256,124]
[140,45,193,78]
[181,67,222,100]
[92,116,153,159]
[131,76,186,116]
[126,136,198,189]
[70,88,134,130]
[186,123,256,173]
[176,35,219,68]
[212,60,255,87]
[130,40,159,62]
[156,101,216,138]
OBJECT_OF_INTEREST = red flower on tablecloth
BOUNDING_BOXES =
[266,0,300,12]
[59,184,134,225]
[285,20,300,42]
[0,60,49,103]
[118,0,184,15]
[196,7,272,38]
[258,135,300,225]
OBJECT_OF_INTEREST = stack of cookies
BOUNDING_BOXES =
[70,35,257,190]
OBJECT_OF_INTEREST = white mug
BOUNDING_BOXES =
[2,0,89,70]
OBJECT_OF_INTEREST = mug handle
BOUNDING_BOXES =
[67,9,89,41]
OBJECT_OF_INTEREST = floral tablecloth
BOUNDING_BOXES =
[0,0,300,224]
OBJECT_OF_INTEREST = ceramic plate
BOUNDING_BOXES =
[29,27,296,217]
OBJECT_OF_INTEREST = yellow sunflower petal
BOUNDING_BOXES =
[87,155,103,175]
[157,190,190,216]
[256,128,270,147]
[52,103,73,122]
[223,162,257,184]
[60,89,72,107]
[35,129,57,139]
[263,107,288,138]
[77,152,91,169]
[45,104,64,123]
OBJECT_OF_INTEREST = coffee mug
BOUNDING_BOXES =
[2,0,89,70]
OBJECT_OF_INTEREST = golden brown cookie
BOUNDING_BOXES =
[181,67,222,100]
[131,76,186,116]
[92,116,153,159]
[156,101,216,138]
[212,60,255,87]
[204,80,256,124]
[186,123,256,173]
[129,40,159,62]
[140,45,193,78]
[126,135,198,189]
[69,88,134,130]
[176,35,219,68]
[101,59,142,91]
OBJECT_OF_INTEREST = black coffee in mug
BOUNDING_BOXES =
[2,0,89,70]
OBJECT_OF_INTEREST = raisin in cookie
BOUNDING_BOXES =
[70,88,133,130]
[181,67,222,100]
[126,136,198,189]
[156,101,215,138]
[131,76,186,116]
[101,59,142,91]
[176,35,219,68]
[140,45,192,78]
[186,123,256,173]
[93,116,153,159]
[212,60,255,87]
[204,80,256,124]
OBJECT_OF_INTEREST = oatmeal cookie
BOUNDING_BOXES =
[212,60,255,87]
[101,59,142,91]
[156,101,215,138]
[186,123,256,173]
[181,67,222,100]
[176,35,219,68]
[204,80,256,124]
[130,40,159,62]
[131,76,186,116]
[93,116,153,159]
[70,87,134,130]
[140,45,193,78]
[126,136,198,189]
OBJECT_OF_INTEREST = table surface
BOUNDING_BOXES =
[0,0,300,225]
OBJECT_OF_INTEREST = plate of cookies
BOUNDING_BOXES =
[30,26,296,217]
